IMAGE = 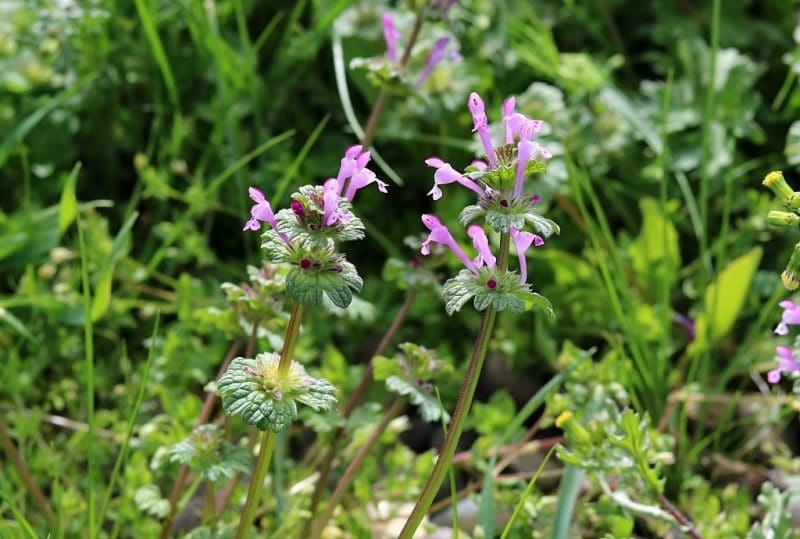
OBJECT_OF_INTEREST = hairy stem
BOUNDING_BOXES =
[309,397,406,538]
[234,431,277,539]
[398,306,498,538]
[159,339,241,539]
[398,233,509,538]
[304,288,417,525]
[234,303,304,538]
[0,416,57,528]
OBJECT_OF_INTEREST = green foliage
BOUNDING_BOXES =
[166,425,250,483]
[218,354,337,432]
[442,267,555,316]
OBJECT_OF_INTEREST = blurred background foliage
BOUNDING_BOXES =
[4,0,800,537]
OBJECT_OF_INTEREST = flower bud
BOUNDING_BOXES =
[782,241,800,291]
[555,411,591,446]
[763,171,800,210]
[767,210,800,228]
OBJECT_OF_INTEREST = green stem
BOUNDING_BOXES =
[234,431,277,539]
[234,302,304,538]
[398,233,509,538]
[309,397,406,538]
[278,303,305,374]
[398,306,498,538]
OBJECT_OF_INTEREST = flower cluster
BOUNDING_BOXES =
[420,92,557,316]
[245,145,386,308]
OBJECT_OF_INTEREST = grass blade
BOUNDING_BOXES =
[500,446,557,539]
[133,0,179,107]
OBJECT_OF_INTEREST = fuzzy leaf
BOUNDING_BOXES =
[485,210,526,233]
[134,485,170,518]
[442,270,477,316]
[459,204,485,226]
[285,260,363,308]
[524,213,561,238]
[385,376,449,423]
[218,355,337,432]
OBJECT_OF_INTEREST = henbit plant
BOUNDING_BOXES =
[399,91,558,538]
[216,145,386,538]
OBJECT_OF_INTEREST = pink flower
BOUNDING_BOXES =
[416,37,450,84]
[322,179,350,226]
[382,14,400,62]
[345,167,389,200]
[468,92,499,169]
[421,214,476,271]
[774,300,800,335]
[467,225,496,268]
[767,345,800,383]
[244,187,291,244]
[425,157,485,200]
[335,144,364,192]
[510,226,543,283]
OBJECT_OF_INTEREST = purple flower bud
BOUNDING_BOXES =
[244,366,259,377]
[416,37,450,85]
[382,13,400,62]
[300,259,312,270]
[468,92,499,168]
[486,278,497,290]
[290,200,305,219]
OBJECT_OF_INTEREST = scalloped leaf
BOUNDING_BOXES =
[385,376,449,423]
[285,261,363,308]
[373,355,404,381]
[442,270,477,316]
[459,204,485,226]
[485,210,526,233]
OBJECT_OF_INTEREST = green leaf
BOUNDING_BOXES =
[520,291,556,317]
[786,120,800,167]
[459,204,485,226]
[372,355,403,381]
[627,198,681,295]
[218,355,337,432]
[133,485,170,518]
[58,164,81,234]
[286,260,362,308]
[441,270,476,315]
[689,247,762,355]
[385,376,449,423]
[524,213,561,238]
[90,212,139,321]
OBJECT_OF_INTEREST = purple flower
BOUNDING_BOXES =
[421,214,476,271]
[322,179,350,226]
[345,167,389,200]
[767,345,800,383]
[510,226,543,283]
[334,146,387,201]
[244,187,292,244]
[467,225,496,268]
[335,144,364,191]
[382,14,400,62]
[416,37,450,85]
[774,299,800,335]
[425,157,485,200]
[468,92,499,169]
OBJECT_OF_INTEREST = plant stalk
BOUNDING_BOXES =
[398,230,509,538]
[398,306,498,538]
[234,302,304,538]
[309,397,406,538]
